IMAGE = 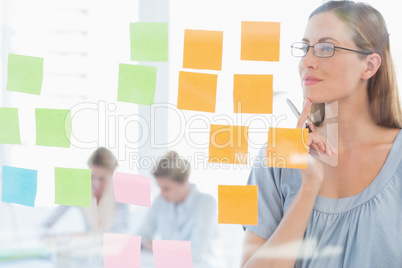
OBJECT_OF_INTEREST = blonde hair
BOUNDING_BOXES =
[87,147,118,172]
[309,1,402,128]
[152,151,190,183]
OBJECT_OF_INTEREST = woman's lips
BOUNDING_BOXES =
[303,76,322,86]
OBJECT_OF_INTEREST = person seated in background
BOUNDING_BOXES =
[42,147,129,234]
[137,151,221,267]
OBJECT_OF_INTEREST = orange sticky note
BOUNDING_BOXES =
[267,127,309,169]
[183,29,223,70]
[209,124,248,164]
[177,71,218,113]
[241,21,280,61]
[233,74,273,114]
[218,185,258,225]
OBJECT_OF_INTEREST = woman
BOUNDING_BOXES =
[137,151,222,267]
[43,147,128,233]
[241,1,402,267]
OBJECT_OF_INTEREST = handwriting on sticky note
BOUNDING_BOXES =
[0,108,21,144]
[55,167,91,207]
[6,54,44,95]
[209,124,249,164]
[2,166,37,207]
[233,74,273,114]
[153,240,193,268]
[267,127,309,169]
[130,22,168,62]
[218,185,258,225]
[113,172,151,207]
[104,233,141,268]
[177,71,218,113]
[183,29,223,70]
[117,64,157,105]
[241,21,281,61]
[35,109,71,148]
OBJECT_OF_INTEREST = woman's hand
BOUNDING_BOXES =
[296,99,337,190]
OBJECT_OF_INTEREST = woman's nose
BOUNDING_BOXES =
[300,47,318,69]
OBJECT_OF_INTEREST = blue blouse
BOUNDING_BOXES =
[244,129,402,267]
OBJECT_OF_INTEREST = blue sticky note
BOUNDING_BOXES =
[1,166,38,207]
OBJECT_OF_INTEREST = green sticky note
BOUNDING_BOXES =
[6,54,44,95]
[55,167,91,207]
[117,64,157,105]
[0,108,21,144]
[35,109,71,148]
[130,22,168,61]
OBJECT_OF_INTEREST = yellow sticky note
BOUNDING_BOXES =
[177,71,218,113]
[183,29,223,71]
[233,74,273,114]
[241,21,280,61]
[209,124,248,164]
[218,185,258,225]
[267,127,309,169]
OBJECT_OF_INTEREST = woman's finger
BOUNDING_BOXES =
[310,131,335,155]
[307,122,315,132]
[310,143,320,152]
[308,121,338,155]
[296,98,312,128]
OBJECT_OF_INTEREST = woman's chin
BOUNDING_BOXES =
[303,92,326,104]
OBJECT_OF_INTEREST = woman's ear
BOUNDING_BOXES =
[361,53,381,80]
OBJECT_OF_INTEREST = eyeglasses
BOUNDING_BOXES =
[291,42,373,58]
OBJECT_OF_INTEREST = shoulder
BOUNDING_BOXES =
[190,189,216,212]
[152,195,166,208]
[197,192,216,206]
[387,128,402,165]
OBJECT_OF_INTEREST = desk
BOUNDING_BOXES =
[2,250,155,268]
[1,235,155,268]
[1,234,222,268]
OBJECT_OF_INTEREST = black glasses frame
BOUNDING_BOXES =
[291,42,373,58]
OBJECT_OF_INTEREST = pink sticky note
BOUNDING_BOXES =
[153,240,193,268]
[113,172,151,207]
[103,233,141,268]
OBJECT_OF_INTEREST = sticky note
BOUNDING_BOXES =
[218,185,257,225]
[153,240,193,268]
[35,109,71,148]
[55,167,91,207]
[6,54,44,95]
[117,64,157,105]
[113,172,151,207]
[183,29,223,70]
[104,233,141,268]
[233,74,273,114]
[1,166,37,207]
[177,71,218,113]
[267,127,309,169]
[130,22,168,62]
[209,124,249,164]
[241,21,281,61]
[0,108,21,144]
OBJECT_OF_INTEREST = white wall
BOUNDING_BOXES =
[0,0,139,206]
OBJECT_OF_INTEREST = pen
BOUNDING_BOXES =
[286,98,313,133]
